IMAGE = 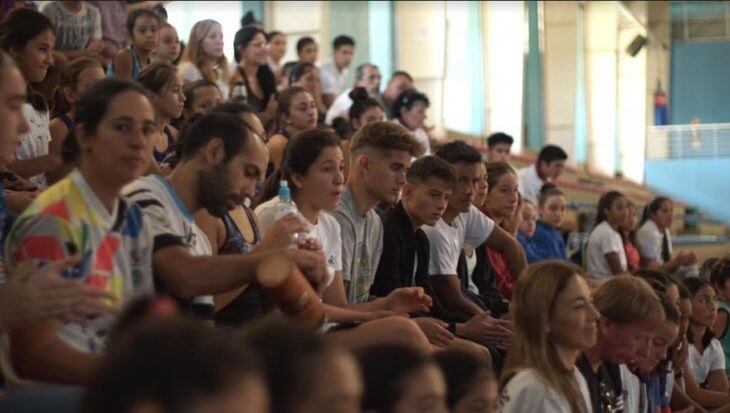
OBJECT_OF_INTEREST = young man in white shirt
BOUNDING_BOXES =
[124,113,327,319]
[320,35,355,108]
[424,140,527,349]
[517,144,568,205]
[486,132,513,164]
[325,63,381,125]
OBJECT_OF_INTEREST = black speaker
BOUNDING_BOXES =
[626,35,648,57]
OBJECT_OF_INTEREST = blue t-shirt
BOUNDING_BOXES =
[531,220,568,261]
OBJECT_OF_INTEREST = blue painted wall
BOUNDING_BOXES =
[645,158,730,224]
[670,41,730,124]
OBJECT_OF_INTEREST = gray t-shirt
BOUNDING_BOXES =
[332,186,383,303]
[41,1,102,52]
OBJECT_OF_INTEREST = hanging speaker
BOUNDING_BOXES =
[626,35,648,57]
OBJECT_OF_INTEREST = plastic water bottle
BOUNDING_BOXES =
[274,180,311,243]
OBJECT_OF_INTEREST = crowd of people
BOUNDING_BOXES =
[0,2,727,413]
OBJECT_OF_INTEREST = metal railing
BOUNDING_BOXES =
[646,123,730,160]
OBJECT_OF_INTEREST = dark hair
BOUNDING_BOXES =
[296,36,315,54]
[640,196,672,226]
[126,8,160,35]
[210,100,253,116]
[233,26,265,63]
[240,11,260,28]
[538,182,565,208]
[281,60,298,80]
[83,318,260,413]
[634,269,678,293]
[355,63,377,81]
[393,89,429,120]
[434,350,493,410]
[392,70,413,82]
[406,155,457,186]
[485,162,517,194]
[683,277,716,348]
[137,61,177,94]
[210,100,262,140]
[658,291,680,324]
[256,128,341,206]
[276,86,309,129]
[594,190,625,227]
[710,258,730,290]
[76,78,149,136]
[289,61,316,84]
[350,121,422,157]
[267,30,284,42]
[435,140,482,165]
[233,26,277,104]
[67,79,149,164]
[358,344,435,413]
[348,87,382,122]
[487,132,514,148]
[180,112,249,162]
[0,8,54,54]
[183,78,220,110]
[332,34,355,50]
[244,317,342,413]
[52,57,103,116]
[0,8,55,112]
[537,144,568,165]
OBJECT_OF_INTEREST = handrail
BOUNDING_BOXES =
[647,123,730,160]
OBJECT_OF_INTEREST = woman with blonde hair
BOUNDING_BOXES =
[501,261,598,412]
[178,19,230,100]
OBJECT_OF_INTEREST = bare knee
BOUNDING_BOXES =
[375,316,432,353]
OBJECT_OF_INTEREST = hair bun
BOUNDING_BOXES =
[349,87,369,102]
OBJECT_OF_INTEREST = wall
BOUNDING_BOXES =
[645,158,730,224]
[670,41,730,124]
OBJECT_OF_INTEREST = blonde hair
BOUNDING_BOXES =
[502,261,588,412]
[593,275,663,326]
[181,20,229,84]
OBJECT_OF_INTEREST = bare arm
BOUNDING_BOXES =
[153,245,325,299]
[266,135,288,171]
[713,311,728,339]
[9,154,62,180]
[11,320,100,385]
[605,252,625,274]
[431,274,484,320]
[112,49,134,79]
[485,225,527,278]
[682,359,730,408]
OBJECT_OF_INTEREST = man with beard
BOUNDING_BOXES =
[124,112,325,320]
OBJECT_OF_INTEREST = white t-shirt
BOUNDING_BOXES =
[325,88,353,125]
[517,165,545,205]
[319,58,348,96]
[178,61,230,102]
[500,368,593,413]
[16,103,51,188]
[688,339,725,384]
[256,198,341,288]
[636,219,673,264]
[123,175,214,318]
[41,1,102,51]
[586,221,627,282]
[422,205,495,277]
[620,364,644,413]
